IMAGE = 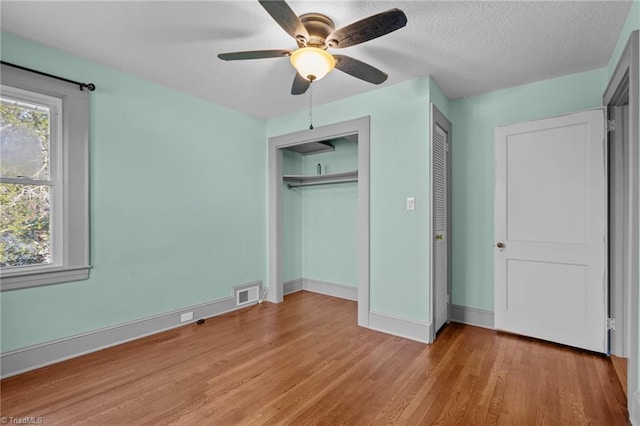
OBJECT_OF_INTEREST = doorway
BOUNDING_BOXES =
[267,117,370,326]
[603,30,639,410]
[281,137,359,300]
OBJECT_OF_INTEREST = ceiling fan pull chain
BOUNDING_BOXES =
[309,83,313,130]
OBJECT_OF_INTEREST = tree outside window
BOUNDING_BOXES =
[1,98,53,268]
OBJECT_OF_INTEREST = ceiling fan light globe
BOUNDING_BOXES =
[290,47,335,82]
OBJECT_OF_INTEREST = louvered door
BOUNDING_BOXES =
[433,116,449,333]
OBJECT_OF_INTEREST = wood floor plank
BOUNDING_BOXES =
[1,291,629,425]
[611,354,628,396]
[462,329,507,425]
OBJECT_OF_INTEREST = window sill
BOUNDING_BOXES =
[1,266,91,291]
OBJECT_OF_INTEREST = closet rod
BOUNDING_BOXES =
[287,179,358,190]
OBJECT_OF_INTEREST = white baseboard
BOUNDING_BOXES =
[631,390,640,426]
[283,278,304,295]
[283,278,357,301]
[449,304,494,329]
[368,311,432,344]
[1,281,262,379]
[287,279,430,344]
[303,278,357,301]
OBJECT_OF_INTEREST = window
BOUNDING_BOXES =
[1,64,90,291]
[1,88,60,269]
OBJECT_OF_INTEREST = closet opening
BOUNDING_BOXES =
[268,117,370,327]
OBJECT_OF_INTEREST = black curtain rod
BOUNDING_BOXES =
[1,61,96,92]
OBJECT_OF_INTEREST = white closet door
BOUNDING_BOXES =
[433,121,449,332]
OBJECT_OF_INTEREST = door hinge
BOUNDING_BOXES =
[607,317,616,330]
[607,119,616,132]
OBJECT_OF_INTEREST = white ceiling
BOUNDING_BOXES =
[1,1,632,120]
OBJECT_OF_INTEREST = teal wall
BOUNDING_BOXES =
[0,33,267,352]
[300,139,358,286]
[429,78,450,117]
[282,150,302,282]
[448,68,607,310]
[608,1,640,76]
[268,77,433,322]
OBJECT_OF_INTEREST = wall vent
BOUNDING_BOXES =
[235,284,260,307]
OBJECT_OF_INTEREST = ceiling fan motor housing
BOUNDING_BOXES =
[298,13,336,48]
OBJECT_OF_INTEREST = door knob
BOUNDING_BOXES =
[435,233,444,241]
[496,242,505,249]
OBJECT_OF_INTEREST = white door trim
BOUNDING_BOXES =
[603,29,639,418]
[267,117,370,327]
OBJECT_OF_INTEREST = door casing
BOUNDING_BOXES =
[267,117,370,327]
[603,29,639,415]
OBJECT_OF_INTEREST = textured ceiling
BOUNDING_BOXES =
[0,1,633,119]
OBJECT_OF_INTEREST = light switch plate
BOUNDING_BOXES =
[406,197,415,211]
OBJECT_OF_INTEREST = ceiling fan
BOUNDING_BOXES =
[218,0,408,95]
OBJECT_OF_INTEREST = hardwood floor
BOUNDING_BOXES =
[1,291,629,425]
[611,355,628,396]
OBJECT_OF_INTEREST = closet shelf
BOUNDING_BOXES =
[283,170,358,189]
[283,141,335,156]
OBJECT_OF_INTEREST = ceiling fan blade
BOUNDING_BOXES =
[291,72,310,95]
[334,55,388,85]
[217,50,291,61]
[259,0,309,42]
[326,9,407,49]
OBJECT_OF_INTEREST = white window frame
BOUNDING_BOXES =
[1,64,90,291]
